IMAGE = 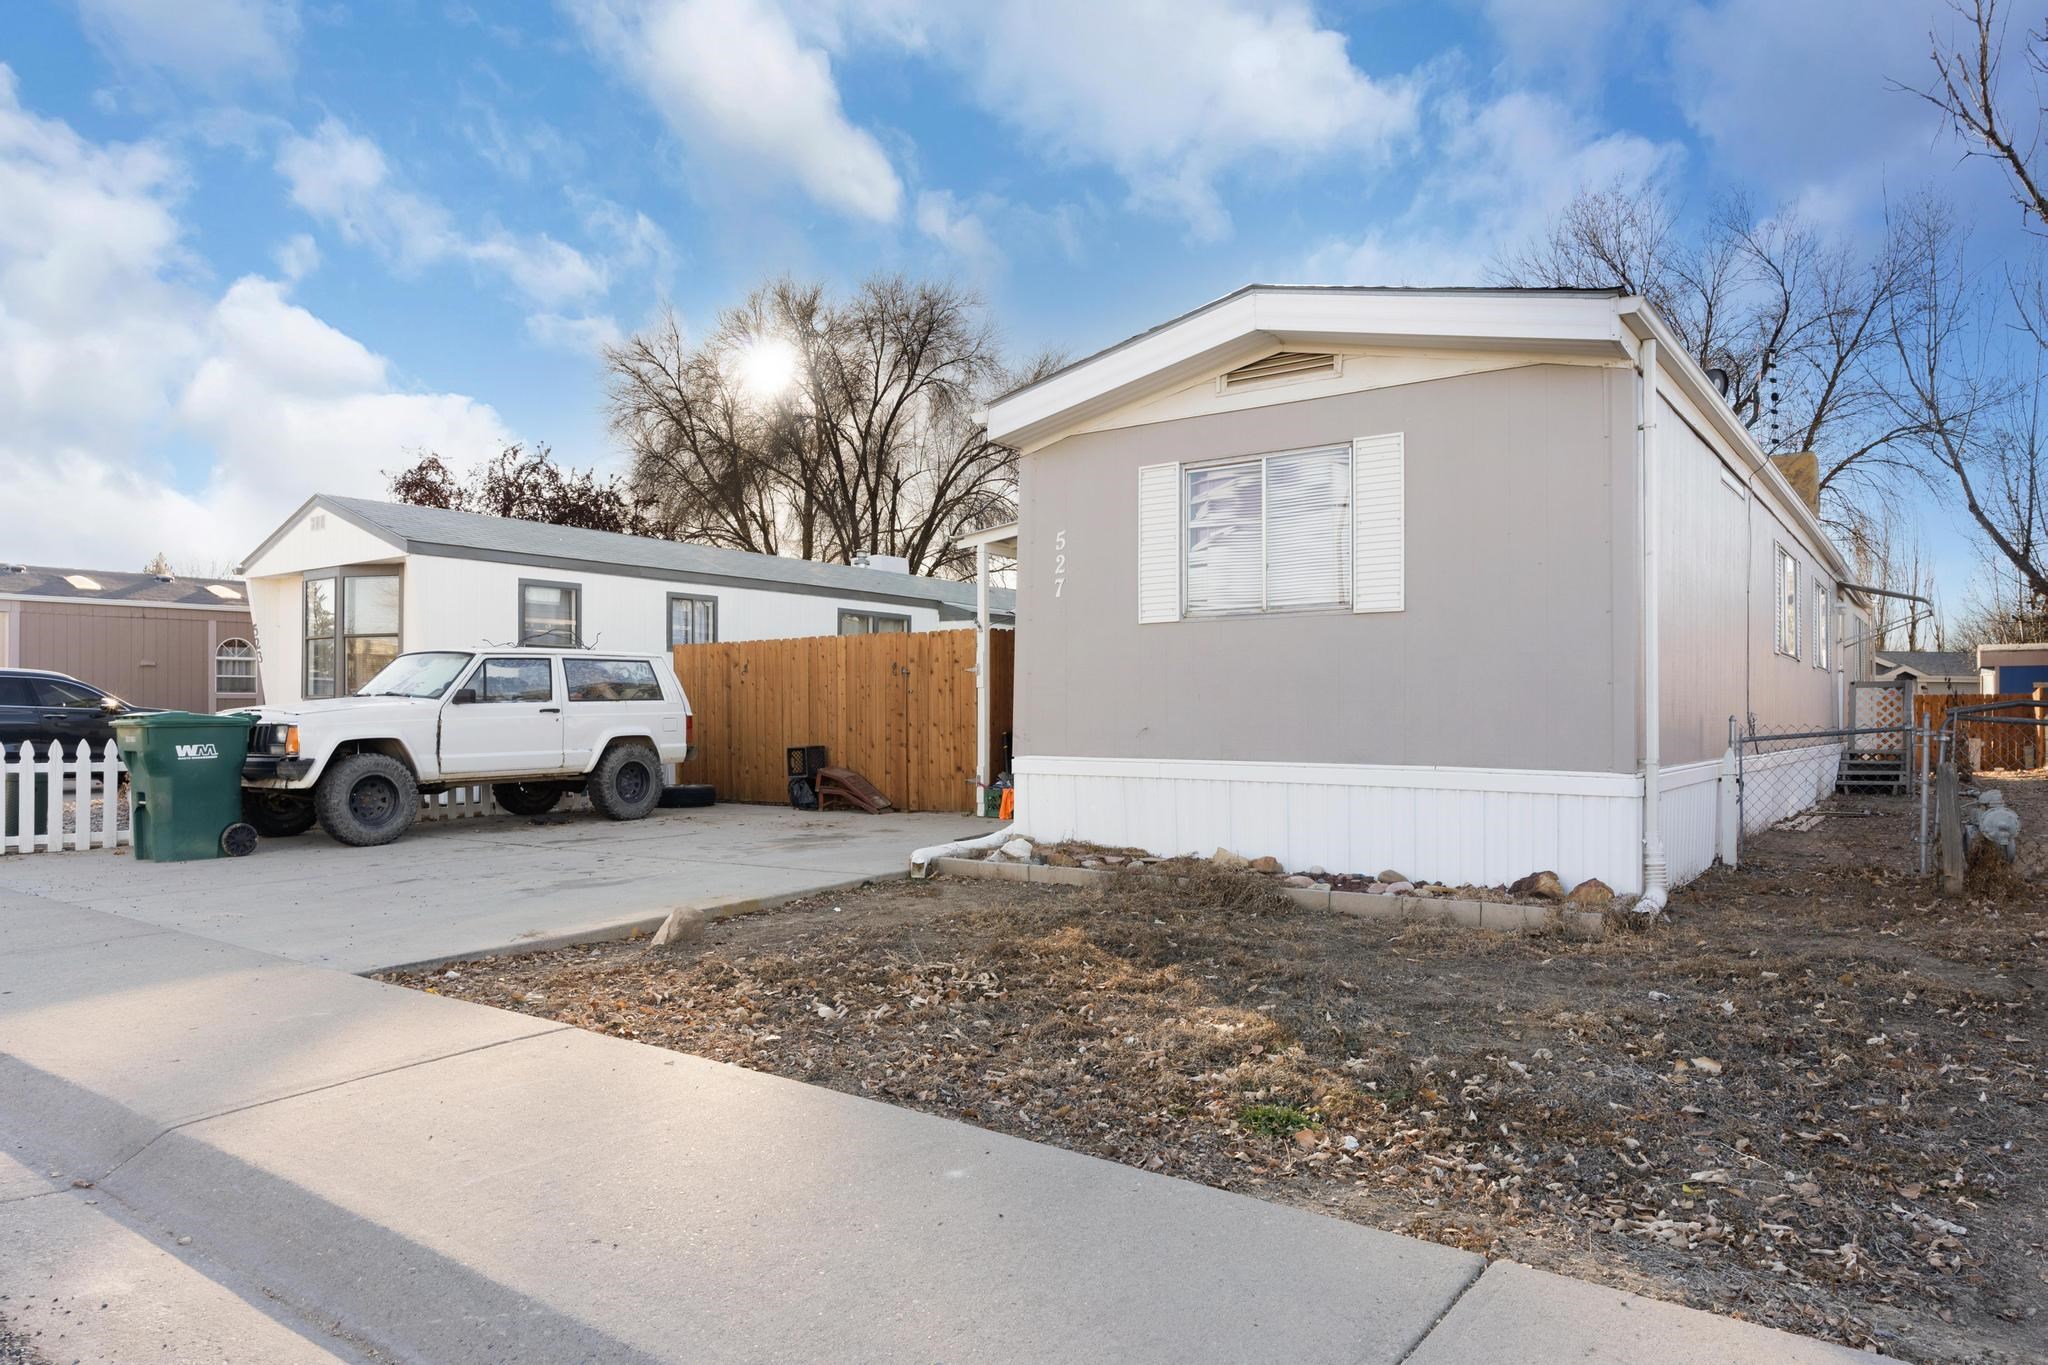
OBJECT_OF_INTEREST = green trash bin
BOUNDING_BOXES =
[112,712,259,862]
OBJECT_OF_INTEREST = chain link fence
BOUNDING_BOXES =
[1734,716,1928,868]
[1927,700,2048,891]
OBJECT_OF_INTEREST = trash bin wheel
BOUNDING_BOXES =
[220,822,259,857]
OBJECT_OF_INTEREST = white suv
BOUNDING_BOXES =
[237,648,694,847]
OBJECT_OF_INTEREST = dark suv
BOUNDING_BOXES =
[0,669,155,759]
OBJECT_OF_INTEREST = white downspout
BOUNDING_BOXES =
[973,540,991,816]
[1638,334,1669,915]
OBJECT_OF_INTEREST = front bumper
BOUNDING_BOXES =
[243,755,313,782]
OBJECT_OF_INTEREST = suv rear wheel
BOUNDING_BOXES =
[492,781,566,816]
[588,741,662,821]
[315,752,420,847]
[242,789,318,838]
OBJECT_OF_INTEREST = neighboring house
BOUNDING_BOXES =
[985,285,1867,900]
[237,495,1015,703]
[1873,649,1976,695]
[1977,642,2048,694]
[0,565,262,711]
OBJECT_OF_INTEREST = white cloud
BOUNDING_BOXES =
[526,311,625,354]
[272,231,318,281]
[275,118,608,309]
[74,0,299,86]
[915,1,1418,238]
[0,68,510,568]
[914,189,998,268]
[568,0,903,222]
[1304,90,1680,285]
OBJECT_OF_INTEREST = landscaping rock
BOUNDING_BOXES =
[649,906,707,951]
[1376,869,1407,884]
[1364,882,1388,894]
[1249,855,1284,874]
[1385,881,1415,895]
[1305,865,1326,877]
[1100,854,1128,866]
[1000,837,1037,862]
[1211,848,1251,870]
[1043,849,1079,868]
[1510,870,1566,901]
[1565,877,1614,906]
[1280,874,1316,888]
[1410,885,1437,898]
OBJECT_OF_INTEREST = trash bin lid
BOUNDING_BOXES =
[112,711,255,731]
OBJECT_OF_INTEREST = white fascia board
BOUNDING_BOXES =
[988,288,1635,453]
[0,592,253,614]
[1619,300,1851,580]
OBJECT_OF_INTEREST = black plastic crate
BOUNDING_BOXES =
[786,745,829,780]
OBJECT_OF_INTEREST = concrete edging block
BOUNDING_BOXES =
[1282,885,1331,911]
[1027,863,1102,887]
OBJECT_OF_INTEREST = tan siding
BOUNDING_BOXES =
[1016,363,1636,774]
[15,602,262,711]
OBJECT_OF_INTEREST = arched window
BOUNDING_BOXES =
[216,638,258,696]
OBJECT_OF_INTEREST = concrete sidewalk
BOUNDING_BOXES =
[0,804,992,972]
[0,893,1872,1364]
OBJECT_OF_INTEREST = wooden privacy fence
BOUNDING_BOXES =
[1915,691,2048,772]
[672,628,1014,812]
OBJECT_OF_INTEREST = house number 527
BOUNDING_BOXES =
[1053,529,1067,598]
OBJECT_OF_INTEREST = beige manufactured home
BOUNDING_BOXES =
[985,286,1866,901]
[0,565,262,711]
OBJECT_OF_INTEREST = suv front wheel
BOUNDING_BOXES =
[588,741,662,821]
[315,752,421,847]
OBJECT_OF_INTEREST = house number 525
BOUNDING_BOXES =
[1053,529,1067,598]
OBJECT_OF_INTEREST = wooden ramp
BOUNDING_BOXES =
[816,767,894,813]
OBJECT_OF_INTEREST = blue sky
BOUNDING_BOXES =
[0,0,2035,593]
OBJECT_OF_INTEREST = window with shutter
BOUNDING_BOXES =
[1774,545,1799,658]
[1812,581,1829,670]
[1181,446,1351,617]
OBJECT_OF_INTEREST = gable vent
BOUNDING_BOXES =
[1220,351,1340,391]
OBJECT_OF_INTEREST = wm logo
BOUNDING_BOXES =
[174,743,220,761]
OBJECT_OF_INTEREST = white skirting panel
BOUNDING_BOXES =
[1659,758,1727,887]
[1013,756,1648,894]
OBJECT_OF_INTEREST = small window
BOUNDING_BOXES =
[1185,446,1351,616]
[668,594,717,647]
[1774,544,1800,659]
[304,576,338,697]
[839,609,910,635]
[519,580,580,647]
[475,657,554,703]
[1811,582,1829,670]
[564,658,662,702]
[216,638,257,695]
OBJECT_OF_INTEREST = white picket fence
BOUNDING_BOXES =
[2,740,131,854]
[2,744,582,855]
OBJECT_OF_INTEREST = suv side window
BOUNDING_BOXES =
[475,658,555,703]
[35,679,104,708]
[564,659,661,702]
[0,678,36,706]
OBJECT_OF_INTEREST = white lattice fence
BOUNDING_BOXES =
[1,740,130,854]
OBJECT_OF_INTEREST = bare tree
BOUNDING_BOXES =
[386,444,660,536]
[607,275,1055,579]
[1495,187,1918,528]
[1910,0,2047,234]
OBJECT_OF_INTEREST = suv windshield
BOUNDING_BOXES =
[356,651,474,699]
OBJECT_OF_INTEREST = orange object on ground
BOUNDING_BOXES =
[998,787,1015,820]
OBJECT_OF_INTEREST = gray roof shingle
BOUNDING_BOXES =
[315,496,1016,615]
[0,564,251,608]
[1875,649,1973,678]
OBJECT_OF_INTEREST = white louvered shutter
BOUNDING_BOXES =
[1350,433,1404,613]
[1137,462,1182,623]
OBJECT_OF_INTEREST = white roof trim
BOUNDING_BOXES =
[955,522,1019,553]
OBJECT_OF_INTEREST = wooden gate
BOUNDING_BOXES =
[672,628,1013,812]
[1915,692,2048,772]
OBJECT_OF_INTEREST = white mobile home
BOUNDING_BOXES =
[985,286,1867,902]
[238,496,1013,703]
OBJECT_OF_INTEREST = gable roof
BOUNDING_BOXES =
[246,495,1014,617]
[986,283,1851,581]
[1874,649,1973,678]
[0,564,250,609]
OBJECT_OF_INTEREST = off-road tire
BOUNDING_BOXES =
[493,781,566,816]
[587,741,662,821]
[242,789,318,837]
[314,752,420,847]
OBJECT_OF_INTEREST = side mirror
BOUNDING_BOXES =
[453,688,478,705]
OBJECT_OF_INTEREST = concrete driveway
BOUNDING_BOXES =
[0,803,995,971]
